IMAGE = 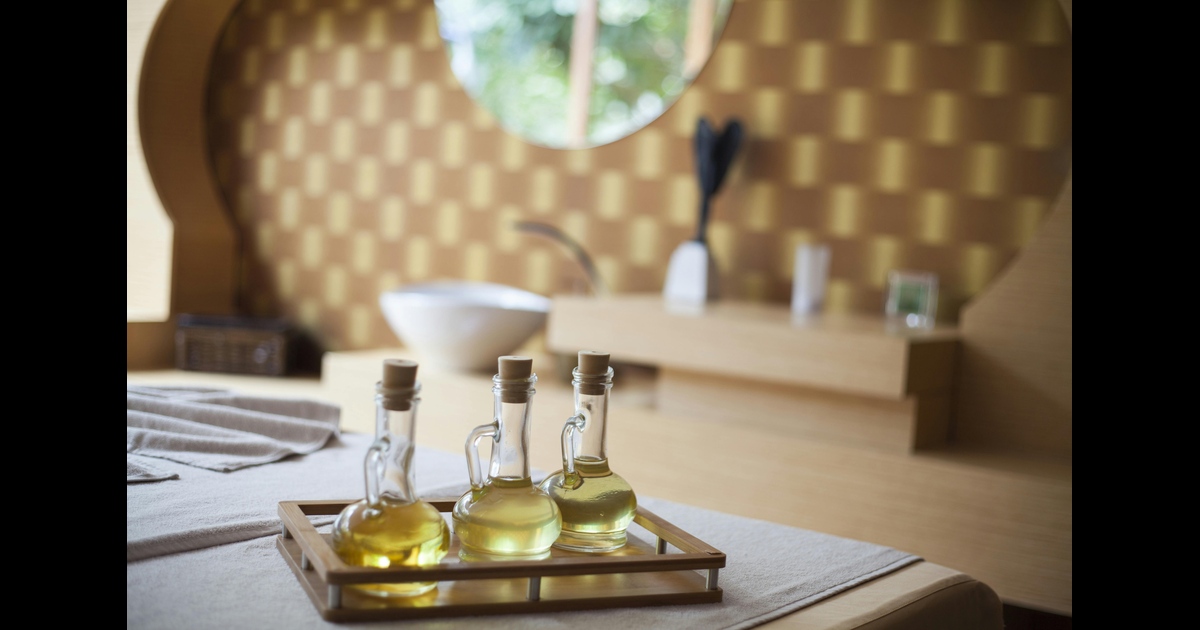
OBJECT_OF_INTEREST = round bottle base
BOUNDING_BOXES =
[551,529,627,553]
[348,581,438,598]
[458,546,552,562]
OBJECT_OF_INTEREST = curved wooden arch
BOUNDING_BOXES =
[128,0,242,368]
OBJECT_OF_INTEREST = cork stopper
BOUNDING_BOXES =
[497,356,534,403]
[575,350,612,395]
[379,358,419,411]
[383,359,418,389]
[577,351,610,376]
[498,356,533,380]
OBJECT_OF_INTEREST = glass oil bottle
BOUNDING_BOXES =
[331,359,450,597]
[539,351,637,553]
[452,356,562,561]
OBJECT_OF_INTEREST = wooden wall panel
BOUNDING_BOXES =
[202,0,1073,353]
[130,0,243,368]
[953,173,1071,457]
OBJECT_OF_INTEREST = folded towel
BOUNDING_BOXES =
[127,432,471,562]
[127,454,180,483]
[126,385,341,479]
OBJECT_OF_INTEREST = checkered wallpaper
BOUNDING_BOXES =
[206,0,1072,352]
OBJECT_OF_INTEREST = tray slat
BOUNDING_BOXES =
[277,498,725,621]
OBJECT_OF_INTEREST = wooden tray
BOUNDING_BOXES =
[277,498,726,622]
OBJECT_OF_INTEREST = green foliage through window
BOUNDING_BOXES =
[436,0,732,149]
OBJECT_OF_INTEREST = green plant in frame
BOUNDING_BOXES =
[886,270,938,329]
[895,282,927,315]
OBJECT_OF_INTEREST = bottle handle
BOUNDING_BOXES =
[363,438,388,507]
[560,413,584,489]
[465,420,499,491]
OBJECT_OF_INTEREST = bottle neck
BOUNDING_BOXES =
[572,367,613,463]
[573,390,610,462]
[375,392,418,503]
[489,375,536,482]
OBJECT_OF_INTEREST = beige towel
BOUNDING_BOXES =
[127,454,179,483]
[127,431,470,562]
[126,384,341,478]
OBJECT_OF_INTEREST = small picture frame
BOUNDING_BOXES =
[885,270,938,330]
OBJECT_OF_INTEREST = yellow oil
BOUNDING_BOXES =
[539,458,637,553]
[452,477,562,561]
[331,498,451,597]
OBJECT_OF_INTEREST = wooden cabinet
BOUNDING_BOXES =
[547,295,959,453]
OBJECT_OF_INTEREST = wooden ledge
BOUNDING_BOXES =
[546,294,958,400]
[546,294,960,453]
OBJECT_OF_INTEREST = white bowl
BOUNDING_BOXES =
[379,281,552,372]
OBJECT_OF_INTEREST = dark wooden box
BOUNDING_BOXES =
[175,314,293,376]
